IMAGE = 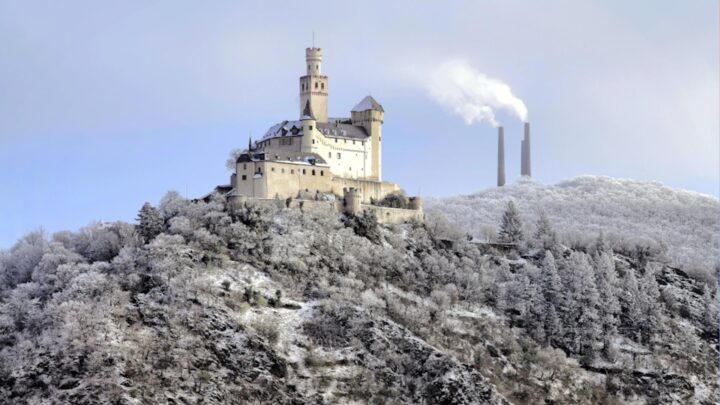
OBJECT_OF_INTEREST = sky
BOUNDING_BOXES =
[0,0,717,248]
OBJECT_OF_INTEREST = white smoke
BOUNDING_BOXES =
[425,59,528,127]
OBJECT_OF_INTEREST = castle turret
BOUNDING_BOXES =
[343,187,362,215]
[408,196,423,211]
[299,47,328,122]
[300,100,317,153]
[351,96,384,181]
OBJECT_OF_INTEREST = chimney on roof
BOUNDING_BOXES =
[521,122,531,177]
[497,126,505,187]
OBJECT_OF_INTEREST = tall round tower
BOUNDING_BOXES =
[299,47,328,122]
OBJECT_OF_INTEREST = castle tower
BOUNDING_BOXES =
[497,126,505,187]
[300,100,317,153]
[351,96,384,181]
[521,122,532,177]
[299,48,328,122]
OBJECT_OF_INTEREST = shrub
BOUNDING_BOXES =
[252,316,279,345]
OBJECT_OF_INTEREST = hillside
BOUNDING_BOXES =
[426,176,719,282]
[0,187,717,404]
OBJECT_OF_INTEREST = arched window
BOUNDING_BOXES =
[311,169,316,176]
[315,82,318,89]
[321,83,324,90]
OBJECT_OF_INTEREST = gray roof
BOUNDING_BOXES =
[262,119,369,141]
[351,95,384,112]
[316,122,368,140]
[237,150,328,166]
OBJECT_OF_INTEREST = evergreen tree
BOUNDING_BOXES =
[594,231,611,255]
[533,212,557,250]
[593,251,621,354]
[524,265,546,343]
[637,264,662,344]
[540,251,564,346]
[620,268,642,342]
[498,201,523,244]
[563,252,601,358]
[700,284,718,338]
[136,202,164,243]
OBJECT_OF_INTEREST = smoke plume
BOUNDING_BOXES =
[425,59,527,127]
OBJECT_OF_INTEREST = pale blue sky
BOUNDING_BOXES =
[0,0,717,247]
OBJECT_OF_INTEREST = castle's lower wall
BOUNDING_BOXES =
[330,177,400,203]
[359,204,424,224]
[227,195,422,225]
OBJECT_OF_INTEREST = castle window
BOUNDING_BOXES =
[308,64,310,70]
[281,168,285,173]
[344,139,347,143]
[291,169,294,174]
[353,140,355,145]
[315,82,318,89]
[334,138,337,143]
[321,83,324,89]
[311,169,316,176]
[302,169,306,175]
[328,152,331,158]
[320,170,324,176]
[271,167,275,172]
[337,152,341,159]
[312,139,315,144]
[241,175,247,180]
[243,164,247,170]
[309,126,313,131]
[275,155,278,159]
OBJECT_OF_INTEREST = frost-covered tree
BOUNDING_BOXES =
[533,212,557,250]
[636,264,662,344]
[498,201,523,244]
[561,252,601,358]
[2,230,48,287]
[540,251,564,346]
[136,202,164,243]
[620,268,642,342]
[700,284,718,338]
[593,251,621,353]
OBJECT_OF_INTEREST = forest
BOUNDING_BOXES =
[0,179,717,403]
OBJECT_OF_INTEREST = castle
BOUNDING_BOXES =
[222,47,422,223]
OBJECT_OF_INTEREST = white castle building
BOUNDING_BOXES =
[223,47,422,223]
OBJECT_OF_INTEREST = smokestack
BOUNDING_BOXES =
[497,126,505,187]
[521,122,532,177]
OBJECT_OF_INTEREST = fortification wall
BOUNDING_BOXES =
[331,177,400,203]
[360,204,424,224]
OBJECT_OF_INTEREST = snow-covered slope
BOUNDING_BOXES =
[427,176,719,278]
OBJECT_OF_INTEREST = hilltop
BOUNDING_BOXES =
[427,176,719,283]
[0,179,717,404]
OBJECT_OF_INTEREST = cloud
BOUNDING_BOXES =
[423,59,528,127]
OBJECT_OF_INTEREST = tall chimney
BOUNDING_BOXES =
[497,126,505,187]
[524,122,531,177]
[521,122,532,177]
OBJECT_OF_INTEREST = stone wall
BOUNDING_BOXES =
[226,194,423,225]
[360,204,424,224]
